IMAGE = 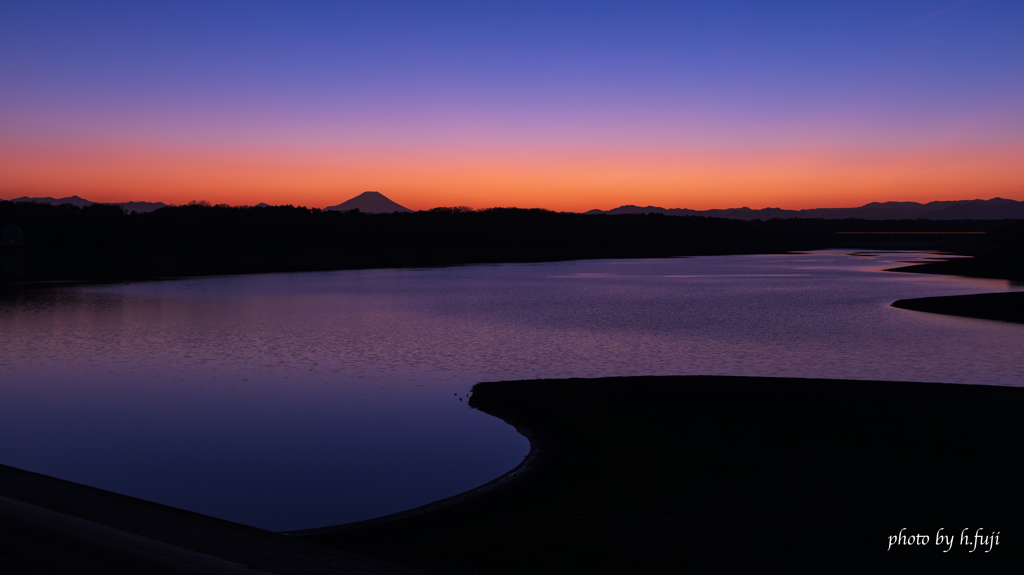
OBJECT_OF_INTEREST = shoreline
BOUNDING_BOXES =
[4,247,1023,572]
[303,376,1024,573]
[282,414,545,538]
[4,375,1024,573]
[5,199,1004,284]
[891,291,1024,324]
[0,464,422,574]
[1,244,800,286]
[884,253,1023,323]
[1,245,986,291]
[884,254,1023,282]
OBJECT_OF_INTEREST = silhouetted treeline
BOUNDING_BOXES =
[0,200,1016,282]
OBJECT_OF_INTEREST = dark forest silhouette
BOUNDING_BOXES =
[0,199,1018,282]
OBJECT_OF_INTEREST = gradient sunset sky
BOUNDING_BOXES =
[2,1,1022,211]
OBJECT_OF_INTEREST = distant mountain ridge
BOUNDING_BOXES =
[3,192,417,214]
[6,194,1022,219]
[584,198,1024,220]
[324,191,412,213]
[2,195,167,213]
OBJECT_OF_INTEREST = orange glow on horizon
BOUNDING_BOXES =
[1,142,1022,212]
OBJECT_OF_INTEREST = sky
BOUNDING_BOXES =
[1,1,1022,211]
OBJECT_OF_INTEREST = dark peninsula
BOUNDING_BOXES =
[891,292,1024,324]
[884,219,1023,323]
[4,376,1023,574]
[301,375,1024,573]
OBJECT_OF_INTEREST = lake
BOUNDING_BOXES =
[1,250,1021,531]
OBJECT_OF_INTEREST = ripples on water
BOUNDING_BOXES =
[0,250,1020,529]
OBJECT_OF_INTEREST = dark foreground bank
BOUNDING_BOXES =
[301,376,1024,574]
[3,376,1023,574]
[0,464,422,575]
[892,292,1024,324]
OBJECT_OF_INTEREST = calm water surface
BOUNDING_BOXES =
[1,250,1021,530]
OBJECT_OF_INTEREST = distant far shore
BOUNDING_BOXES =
[2,199,1017,284]
[5,375,1022,574]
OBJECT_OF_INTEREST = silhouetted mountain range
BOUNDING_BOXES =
[585,198,1024,220]
[324,191,412,213]
[5,193,1024,220]
[2,195,167,213]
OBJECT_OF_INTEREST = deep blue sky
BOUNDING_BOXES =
[2,1,1022,209]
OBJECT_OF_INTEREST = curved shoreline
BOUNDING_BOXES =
[4,247,1023,572]
[0,464,422,574]
[303,376,1024,574]
[892,291,1024,324]
[6,375,1024,573]
[884,252,1024,281]
[282,412,545,537]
